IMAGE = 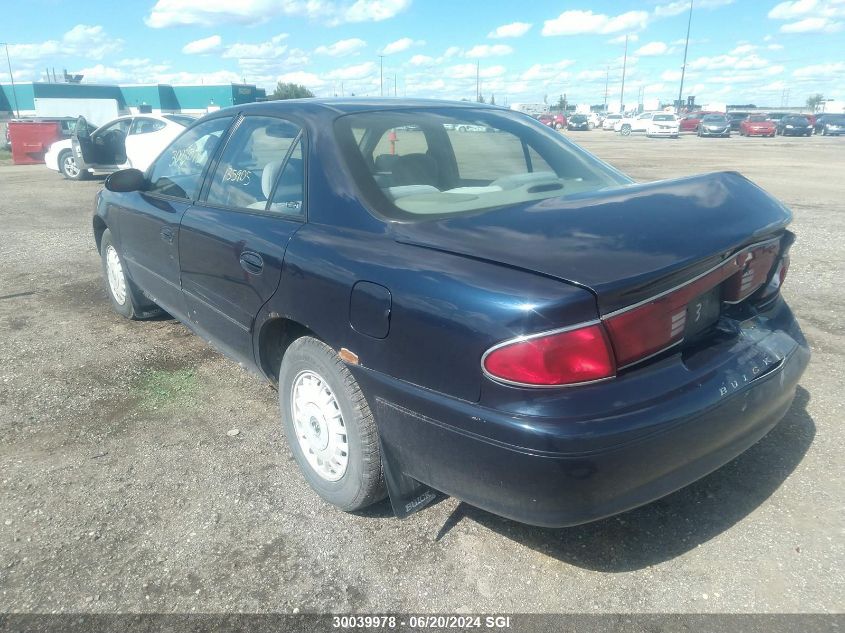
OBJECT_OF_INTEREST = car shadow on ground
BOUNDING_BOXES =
[434,386,814,571]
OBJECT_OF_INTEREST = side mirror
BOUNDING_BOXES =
[104,168,146,193]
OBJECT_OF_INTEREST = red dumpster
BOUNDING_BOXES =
[8,120,64,165]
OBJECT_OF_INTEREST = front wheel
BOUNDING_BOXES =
[620,124,632,136]
[279,337,386,511]
[99,229,160,320]
[554,122,563,130]
[59,150,87,180]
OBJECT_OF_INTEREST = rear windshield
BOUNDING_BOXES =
[824,115,845,123]
[334,108,631,220]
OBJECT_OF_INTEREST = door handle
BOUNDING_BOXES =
[239,251,264,275]
[160,226,174,243]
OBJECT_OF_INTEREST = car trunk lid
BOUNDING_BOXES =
[391,171,792,315]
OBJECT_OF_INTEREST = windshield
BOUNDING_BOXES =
[571,115,587,122]
[653,114,676,121]
[748,115,769,122]
[702,115,727,122]
[335,108,631,220]
[163,114,197,127]
[786,117,809,124]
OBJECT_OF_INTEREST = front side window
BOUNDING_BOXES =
[205,116,302,213]
[336,108,630,220]
[147,117,233,199]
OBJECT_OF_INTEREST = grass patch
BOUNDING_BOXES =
[136,368,200,410]
[0,148,12,165]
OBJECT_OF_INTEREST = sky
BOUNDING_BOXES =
[3,0,845,107]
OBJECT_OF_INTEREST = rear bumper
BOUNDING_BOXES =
[358,300,809,527]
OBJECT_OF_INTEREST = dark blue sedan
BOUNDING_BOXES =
[93,99,809,527]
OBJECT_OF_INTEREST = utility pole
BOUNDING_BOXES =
[620,35,628,113]
[394,74,397,97]
[603,65,609,112]
[378,55,384,97]
[2,43,20,118]
[475,60,480,102]
[676,0,694,114]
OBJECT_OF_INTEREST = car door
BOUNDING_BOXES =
[178,115,306,365]
[71,116,98,169]
[125,117,168,171]
[634,113,652,132]
[114,116,235,319]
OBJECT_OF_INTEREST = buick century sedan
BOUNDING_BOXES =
[93,99,809,527]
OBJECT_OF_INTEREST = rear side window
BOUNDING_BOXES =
[205,116,302,214]
[130,118,166,135]
[147,117,232,200]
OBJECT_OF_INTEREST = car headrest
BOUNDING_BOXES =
[261,161,283,199]
[391,153,438,187]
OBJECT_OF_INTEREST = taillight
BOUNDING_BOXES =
[482,323,616,386]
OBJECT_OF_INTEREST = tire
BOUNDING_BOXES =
[59,150,87,181]
[554,122,563,130]
[279,336,386,512]
[620,124,631,136]
[99,229,160,320]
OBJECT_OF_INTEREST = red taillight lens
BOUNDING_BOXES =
[483,324,616,386]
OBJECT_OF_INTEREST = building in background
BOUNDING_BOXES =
[0,82,265,123]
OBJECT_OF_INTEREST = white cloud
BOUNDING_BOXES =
[661,69,683,81]
[768,0,844,32]
[654,0,734,18]
[521,59,575,81]
[687,53,770,70]
[768,0,820,20]
[285,48,311,66]
[445,63,506,79]
[182,34,222,54]
[10,24,123,62]
[380,37,424,55]
[792,61,845,78]
[576,69,608,81]
[408,54,435,66]
[277,70,326,87]
[118,58,152,68]
[326,61,377,80]
[71,64,127,83]
[343,0,411,23]
[767,43,785,49]
[146,0,410,28]
[464,44,513,58]
[315,38,367,56]
[780,16,842,31]
[542,9,649,36]
[487,22,532,38]
[608,33,639,44]
[635,41,669,56]
[730,43,756,55]
[443,46,461,58]
[223,34,288,59]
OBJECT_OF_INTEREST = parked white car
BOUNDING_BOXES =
[45,113,194,180]
[602,114,623,130]
[645,113,680,138]
[614,111,659,135]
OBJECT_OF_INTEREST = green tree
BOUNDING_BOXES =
[269,82,315,100]
[477,93,485,103]
[490,94,496,105]
[806,93,825,111]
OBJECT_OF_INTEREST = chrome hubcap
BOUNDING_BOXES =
[105,245,127,305]
[63,154,79,177]
[291,370,348,481]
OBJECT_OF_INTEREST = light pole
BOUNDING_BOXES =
[676,0,694,114]
[378,55,384,97]
[1,42,20,118]
[475,60,480,102]
[620,35,628,113]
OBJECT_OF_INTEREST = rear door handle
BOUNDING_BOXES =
[160,226,174,243]
[239,251,264,275]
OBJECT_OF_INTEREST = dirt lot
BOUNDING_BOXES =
[0,131,843,614]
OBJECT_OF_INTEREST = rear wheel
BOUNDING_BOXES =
[59,150,87,181]
[279,337,386,511]
[620,124,631,136]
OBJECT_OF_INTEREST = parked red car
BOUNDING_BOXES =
[739,114,776,137]
[679,111,720,133]
[538,113,567,130]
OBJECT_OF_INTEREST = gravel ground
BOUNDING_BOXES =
[0,131,842,614]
